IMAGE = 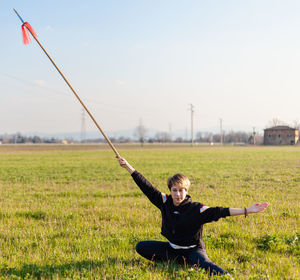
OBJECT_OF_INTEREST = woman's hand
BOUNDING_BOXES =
[117,157,128,168]
[229,202,269,216]
[117,157,135,174]
[247,202,269,214]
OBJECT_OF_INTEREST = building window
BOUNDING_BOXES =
[268,134,271,137]
[278,134,280,138]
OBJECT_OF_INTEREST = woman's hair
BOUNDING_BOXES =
[167,173,191,191]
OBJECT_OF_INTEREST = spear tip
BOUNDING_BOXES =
[13,8,25,24]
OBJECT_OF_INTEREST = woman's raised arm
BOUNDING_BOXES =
[229,202,269,217]
[117,157,164,208]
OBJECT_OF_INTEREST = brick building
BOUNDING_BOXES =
[264,126,299,145]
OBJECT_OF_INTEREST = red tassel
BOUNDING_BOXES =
[21,22,37,45]
[21,24,30,44]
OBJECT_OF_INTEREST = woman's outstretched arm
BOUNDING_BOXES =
[229,202,269,216]
[117,157,135,174]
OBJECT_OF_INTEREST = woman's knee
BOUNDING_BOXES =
[135,241,157,261]
[135,241,144,255]
[135,241,170,261]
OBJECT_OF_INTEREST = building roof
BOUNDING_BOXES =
[264,125,296,131]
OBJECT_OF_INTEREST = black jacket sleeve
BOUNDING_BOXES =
[198,206,230,224]
[131,170,163,209]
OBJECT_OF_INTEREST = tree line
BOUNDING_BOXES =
[0,130,263,145]
[0,133,62,144]
[134,130,263,145]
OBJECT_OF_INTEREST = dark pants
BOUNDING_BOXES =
[136,241,229,276]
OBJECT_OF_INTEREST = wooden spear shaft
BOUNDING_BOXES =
[14,9,121,158]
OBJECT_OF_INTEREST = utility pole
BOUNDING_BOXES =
[189,104,194,146]
[81,108,86,143]
[169,123,172,142]
[253,127,256,145]
[219,118,223,145]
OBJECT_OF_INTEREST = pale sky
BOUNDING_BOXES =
[1,0,299,136]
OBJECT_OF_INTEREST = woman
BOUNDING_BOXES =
[117,157,269,276]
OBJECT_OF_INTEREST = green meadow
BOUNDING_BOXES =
[0,145,299,280]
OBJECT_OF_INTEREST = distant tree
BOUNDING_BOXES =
[224,131,236,143]
[195,132,203,142]
[155,132,171,143]
[174,137,185,143]
[2,134,10,144]
[292,120,300,130]
[196,132,213,143]
[147,138,155,143]
[109,137,116,143]
[267,118,286,128]
[32,136,42,144]
[212,134,221,143]
[134,119,147,146]
[18,135,26,144]
[224,131,250,144]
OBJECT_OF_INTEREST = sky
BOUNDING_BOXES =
[1,0,300,137]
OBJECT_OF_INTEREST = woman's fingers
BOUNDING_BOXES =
[248,203,265,213]
[258,202,269,210]
[261,202,269,210]
[251,202,269,213]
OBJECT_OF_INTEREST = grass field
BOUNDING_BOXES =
[0,145,299,279]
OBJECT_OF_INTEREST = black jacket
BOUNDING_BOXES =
[132,170,230,248]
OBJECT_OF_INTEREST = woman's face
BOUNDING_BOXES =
[170,186,188,206]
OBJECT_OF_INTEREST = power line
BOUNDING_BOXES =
[0,71,165,117]
[0,71,69,97]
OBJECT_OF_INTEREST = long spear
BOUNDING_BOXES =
[13,9,121,158]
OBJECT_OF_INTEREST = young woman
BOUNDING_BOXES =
[117,157,269,276]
